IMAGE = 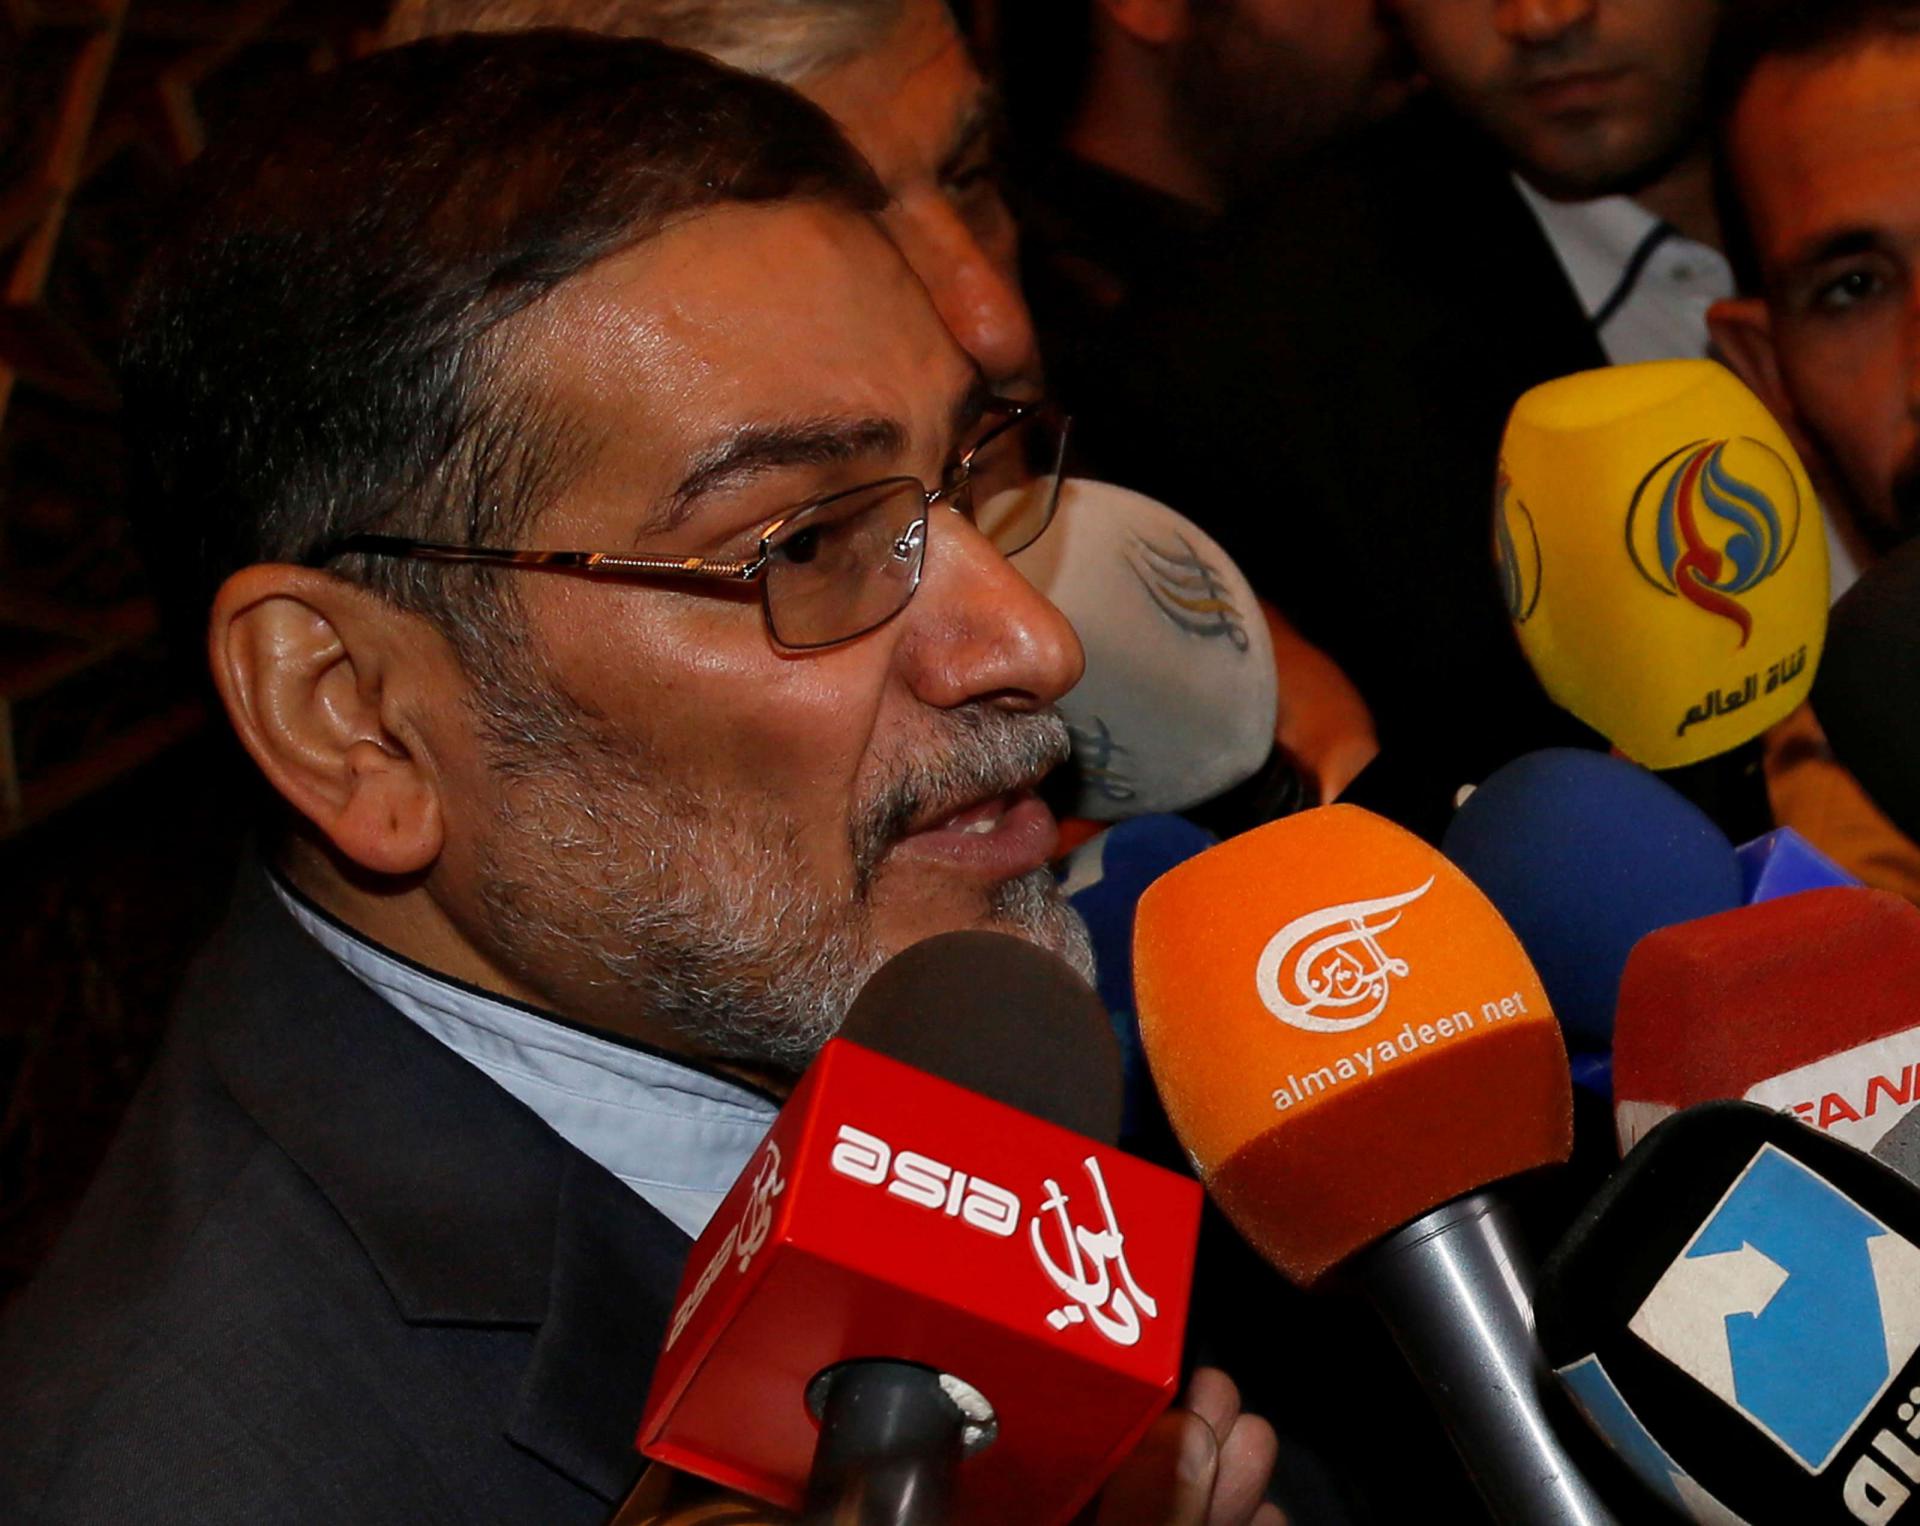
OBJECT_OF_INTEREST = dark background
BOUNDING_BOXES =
[0,0,385,1306]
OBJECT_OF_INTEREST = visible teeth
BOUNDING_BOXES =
[959,817,998,835]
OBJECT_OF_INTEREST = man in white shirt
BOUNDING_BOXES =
[1391,0,1730,366]
[1076,0,1737,820]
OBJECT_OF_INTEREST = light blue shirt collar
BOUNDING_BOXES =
[270,878,777,1239]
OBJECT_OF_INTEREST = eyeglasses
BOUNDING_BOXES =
[311,398,1069,650]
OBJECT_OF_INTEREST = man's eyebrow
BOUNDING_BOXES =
[1781,227,1886,280]
[647,416,907,537]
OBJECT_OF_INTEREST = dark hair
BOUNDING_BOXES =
[1708,0,1920,293]
[995,3,1093,166]
[122,29,886,662]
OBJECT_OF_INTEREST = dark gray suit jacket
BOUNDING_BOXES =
[0,869,694,1522]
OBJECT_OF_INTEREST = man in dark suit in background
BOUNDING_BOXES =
[1007,0,1414,413]
[1079,0,1727,825]
[0,32,1277,1523]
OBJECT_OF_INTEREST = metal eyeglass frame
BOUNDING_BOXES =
[309,397,1067,650]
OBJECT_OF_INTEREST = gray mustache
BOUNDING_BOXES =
[853,709,1071,881]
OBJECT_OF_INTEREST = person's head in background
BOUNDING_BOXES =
[384,0,1041,395]
[1706,0,1920,562]
[1015,0,1409,213]
[1388,0,1721,211]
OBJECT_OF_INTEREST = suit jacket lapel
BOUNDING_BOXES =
[508,1152,689,1500]
[202,867,694,1501]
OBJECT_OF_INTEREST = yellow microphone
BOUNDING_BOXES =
[1496,359,1827,770]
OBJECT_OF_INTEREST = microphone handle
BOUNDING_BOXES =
[804,1361,967,1526]
[1356,1193,1618,1526]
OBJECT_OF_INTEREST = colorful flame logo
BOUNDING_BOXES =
[1626,437,1800,648]
[1494,467,1542,624]
[1125,532,1251,651]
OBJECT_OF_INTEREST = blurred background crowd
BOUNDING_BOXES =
[4,2,1919,1516]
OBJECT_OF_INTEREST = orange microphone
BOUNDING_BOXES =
[1134,805,1607,1524]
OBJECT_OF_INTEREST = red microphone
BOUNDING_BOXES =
[1612,887,1920,1155]
[636,932,1203,1525]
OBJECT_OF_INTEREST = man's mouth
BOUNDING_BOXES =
[1519,66,1628,115]
[850,710,1073,888]
[889,785,1060,876]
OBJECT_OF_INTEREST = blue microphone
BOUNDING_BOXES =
[1441,750,1745,1059]
[1736,826,1861,904]
[1061,813,1216,1145]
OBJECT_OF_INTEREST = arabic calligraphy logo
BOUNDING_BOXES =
[664,1140,786,1351]
[1494,467,1542,624]
[1031,1156,1158,1348]
[1255,879,1434,1033]
[734,1142,785,1271]
[1066,715,1136,804]
[1626,437,1801,649]
[1125,533,1251,651]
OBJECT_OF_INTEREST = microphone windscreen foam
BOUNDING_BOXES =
[1613,887,1920,1157]
[1441,748,1744,1048]
[1497,360,1827,769]
[1062,815,1219,1141]
[840,930,1123,1144]
[1014,478,1277,819]
[1133,805,1571,1284]
[1812,532,1920,844]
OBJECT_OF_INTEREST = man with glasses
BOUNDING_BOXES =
[0,31,1277,1524]
[322,396,1067,654]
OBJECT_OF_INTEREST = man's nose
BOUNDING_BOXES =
[1494,0,1597,46]
[898,508,1084,712]
[884,199,1044,397]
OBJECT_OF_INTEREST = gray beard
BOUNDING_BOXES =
[466,658,1093,1073]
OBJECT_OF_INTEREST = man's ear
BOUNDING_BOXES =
[1710,296,1814,453]
[209,564,447,877]
[1096,0,1190,47]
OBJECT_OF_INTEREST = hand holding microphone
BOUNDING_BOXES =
[622,1370,1282,1526]
[1093,1369,1283,1526]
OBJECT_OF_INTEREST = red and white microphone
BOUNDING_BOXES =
[1612,886,1920,1155]
[636,932,1203,1525]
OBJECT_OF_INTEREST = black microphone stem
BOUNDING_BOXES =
[1357,1193,1618,1525]
[804,1361,968,1526]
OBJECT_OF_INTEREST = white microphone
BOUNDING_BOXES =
[1016,478,1278,820]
